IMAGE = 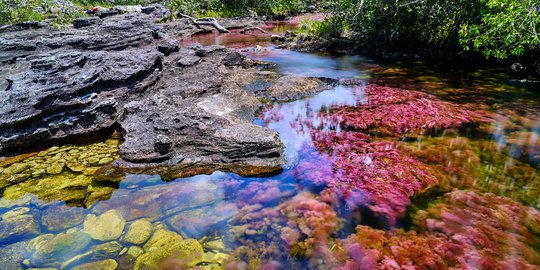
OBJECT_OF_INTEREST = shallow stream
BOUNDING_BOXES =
[1,23,540,269]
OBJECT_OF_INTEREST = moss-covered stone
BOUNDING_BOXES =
[46,163,65,175]
[83,210,126,241]
[122,219,153,245]
[66,161,87,173]
[134,229,203,270]
[3,163,31,175]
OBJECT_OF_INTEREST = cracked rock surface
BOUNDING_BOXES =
[0,9,284,177]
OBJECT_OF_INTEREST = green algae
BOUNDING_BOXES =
[0,139,120,206]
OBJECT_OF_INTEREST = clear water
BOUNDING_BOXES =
[1,23,540,270]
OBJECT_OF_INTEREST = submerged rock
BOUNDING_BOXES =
[72,259,118,270]
[0,207,40,244]
[83,210,126,241]
[60,241,122,269]
[264,75,332,101]
[122,219,153,245]
[135,229,203,269]
[41,204,85,232]
[29,232,92,267]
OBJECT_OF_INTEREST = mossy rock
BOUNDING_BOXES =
[134,229,203,270]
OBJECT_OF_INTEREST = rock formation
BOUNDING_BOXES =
[0,7,285,179]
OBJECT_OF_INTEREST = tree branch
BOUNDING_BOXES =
[178,13,230,33]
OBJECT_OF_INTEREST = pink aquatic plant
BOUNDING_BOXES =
[334,190,540,270]
[225,193,339,268]
[310,130,438,225]
[278,193,338,254]
[326,85,489,136]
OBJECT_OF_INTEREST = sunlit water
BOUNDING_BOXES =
[1,23,540,270]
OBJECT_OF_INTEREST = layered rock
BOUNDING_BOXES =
[0,10,285,179]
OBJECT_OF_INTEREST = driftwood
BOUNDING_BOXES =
[179,13,230,33]
[240,26,268,34]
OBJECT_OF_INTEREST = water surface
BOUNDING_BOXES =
[1,24,540,270]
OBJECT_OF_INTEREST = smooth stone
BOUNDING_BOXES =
[46,163,64,175]
[72,259,118,270]
[3,163,31,175]
[41,204,85,232]
[166,202,237,239]
[134,229,203,270]
[0,208,40,245]
[122,219,153,245]
[29,232,92,267]
[60,241,122,270]
[83,210,126,241]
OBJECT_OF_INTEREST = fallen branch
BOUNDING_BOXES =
[240,26,268,34]
[179,13,230,33]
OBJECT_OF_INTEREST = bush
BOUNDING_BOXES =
[167,0,315,18]
[308,0,540,61]
[0,0,45,24]
[460,0,540,59]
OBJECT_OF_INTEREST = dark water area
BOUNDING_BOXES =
[2,22,540,270]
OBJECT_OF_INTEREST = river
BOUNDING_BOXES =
[1,23,540,269]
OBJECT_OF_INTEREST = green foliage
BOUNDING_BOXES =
[310,0,539,60]
[297,18,344,39]
[167,0,314,18]
[0,0,45,24]
[71,0,143,7]
[460,0,540,59]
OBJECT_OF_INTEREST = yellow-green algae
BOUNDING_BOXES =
[0,139,120,206]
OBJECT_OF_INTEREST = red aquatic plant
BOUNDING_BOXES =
[326,85,489,136]
[310,130,438,225]
[333,190,540,270]
[278,193,338,254]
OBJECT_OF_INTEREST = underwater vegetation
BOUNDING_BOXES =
[325,85,491,137]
